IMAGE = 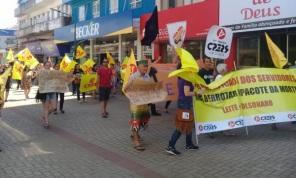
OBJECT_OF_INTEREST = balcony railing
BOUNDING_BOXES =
[15,0,50,17]
[17,16,71,37]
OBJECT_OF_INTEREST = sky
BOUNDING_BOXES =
[0,0,17,29]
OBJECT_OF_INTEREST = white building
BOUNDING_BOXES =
[15,0,71,60]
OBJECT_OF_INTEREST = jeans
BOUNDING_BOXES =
[169,129,193,148]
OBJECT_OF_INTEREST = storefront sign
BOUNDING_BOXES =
[167,21,187,48]
[205,25,233,59]
[220,0,296,32]
[75,11,133,40]
[140,0,219,40]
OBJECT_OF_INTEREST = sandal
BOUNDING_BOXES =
[102,113,108,118]
[43,122,50,129]
[130,135,143,141]
[134,145,145,151]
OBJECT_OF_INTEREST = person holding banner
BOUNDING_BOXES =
[97,58,113,118]
[35,61,57,129]
[123,59,152,151]
[166,63,199,156]
[4,62,14,102]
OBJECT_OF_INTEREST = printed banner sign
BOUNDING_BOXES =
[219,0,296,32]
[38,70,70,93]
[152,64,178,101]
[205,25,233,59]
[79,74,97,93]
[125,79,168,105]
[193,68,296,134]
[12,61,24,80]
[167,21,187,48]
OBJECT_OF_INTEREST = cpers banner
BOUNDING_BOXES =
[219,0,296,32]
[194,68,296,134]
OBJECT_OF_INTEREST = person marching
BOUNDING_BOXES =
[123,59,152,151]
[165,62,200,155]
[21,66,33,99]
[96,58,113,118]
[35,61,57,129]
[73,64,86,103]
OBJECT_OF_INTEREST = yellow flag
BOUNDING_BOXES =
[60,54,71,72]
[6,49,14,62]
[175,48,199,71]
[12,61,24,80]
[265,33,288,69]
[106,51,115,65]
[80,59,95,73]
[121,56,129,68]
[0,67,12,105]
[79,74,97,93]
[76,45,86,59]
[64,60,77,73]
[16,48,39,69]
[123,49,137,87]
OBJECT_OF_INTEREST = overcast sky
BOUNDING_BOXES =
[0,0,17,29]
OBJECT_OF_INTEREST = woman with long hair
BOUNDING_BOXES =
[35,61,56,129]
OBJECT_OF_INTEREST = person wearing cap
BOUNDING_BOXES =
[123,59,152,151]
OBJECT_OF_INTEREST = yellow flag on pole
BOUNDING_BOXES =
[16,48,39,69]
[80,59,95,74]
[123,49,137,87]
[12,61,24,80]
[60,54,71,72]
[106,51,115,65]
[6,49,14,62]
[64,60,77,73]
[76,45,86,59]
[265,33,288,69]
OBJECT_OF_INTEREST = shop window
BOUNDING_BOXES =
[78,5,85,22]
[109,0,118,14]
[130,0,142,9]
[184,40,204,60]
[238,37,259,67]
[168,0,176,8]
[260,34,287,67]
[288,34,296,65]
[93,0,100,18]
[184,0,192,5]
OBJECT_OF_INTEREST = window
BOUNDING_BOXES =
[130,0,142,9]
[109,0,118,14]
[93,0,100,18]
[79,5,85,21]
[238,37,259,67]
[168,0,176,8]
[184,0,192,5]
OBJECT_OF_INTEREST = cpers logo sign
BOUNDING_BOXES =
[254,115,276,122]
[219,0,296,32]
[228,119,244,128]
[205,25,233,59]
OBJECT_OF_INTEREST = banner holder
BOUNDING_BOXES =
[193,97,199,145]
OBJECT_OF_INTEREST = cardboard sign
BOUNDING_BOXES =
[38,70,70,93]
[125,79,168,105]
[205,25,233,59]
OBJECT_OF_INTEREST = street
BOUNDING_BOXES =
[0,85,296,178]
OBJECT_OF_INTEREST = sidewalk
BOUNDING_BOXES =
[0,86,296,178]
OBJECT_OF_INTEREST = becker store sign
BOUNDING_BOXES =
[219,0,296,32]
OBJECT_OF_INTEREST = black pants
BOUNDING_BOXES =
[56,93,64,110]
[150,103,157,114]
[75,83,85,101]
[165,101,172,109]
[16,80,21,89]
[72,82,77,94]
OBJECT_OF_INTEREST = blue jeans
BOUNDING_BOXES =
[169,129,193,148]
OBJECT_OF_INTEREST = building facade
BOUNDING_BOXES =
[54,0,156,63]
[15,0,71,60]
[0,29,17,64]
